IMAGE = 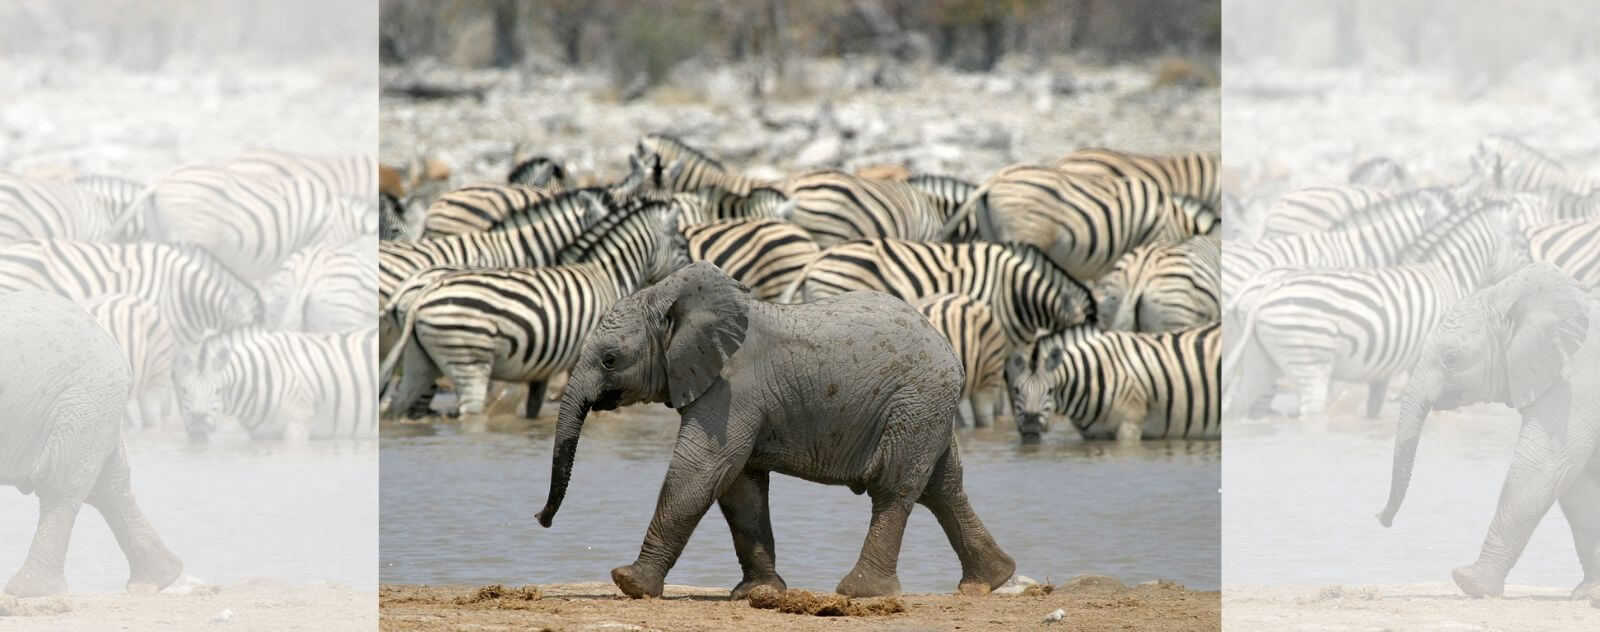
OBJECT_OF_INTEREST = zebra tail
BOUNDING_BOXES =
[774,197,799,221]
[776,251,824,304]
[940,187,986,240]
[107,179,161,240]
[378,275,449,385]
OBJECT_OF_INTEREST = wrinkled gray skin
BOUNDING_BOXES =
[1379,263,1600,600]
[536,262,1015,599]
[0,291,182,597]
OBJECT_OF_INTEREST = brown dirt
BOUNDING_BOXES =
[0,580,375,631]
[380,577,1219,631]
[1224,584,1600,632]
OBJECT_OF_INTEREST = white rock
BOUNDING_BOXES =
[211,608,235,623]
[795,135,843,167]
[162,574,209,595]
[993,574,1038,595]
[1042,608,1066,623]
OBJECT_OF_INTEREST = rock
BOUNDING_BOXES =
[993,574,1038,595]
[161,575,213,595]
[211,608,235,623]
[1042,608,1066,623]
[795,135,843,168]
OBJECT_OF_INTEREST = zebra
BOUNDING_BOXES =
[635,133,772,195]
[912,293,1008,428]
[776,170,956,247]
[507,156,568,191]
[419,184,604,238]
[681,218,818,302]
[177,326,378,440]
[1473,134,1596,195]
[0,240,261,349]
[780,239,1095,348]
[1348,156,1409,190]
[260,236,377,333]
[1257,185,1394,240]
[1225,201,1527,420]
[944,165,1217,280]
[379,192,419,240]
[71,173,145,238]
[1,173,115,242]
[906,174,979,241]
[1096,233,1219,333]
[380,201,686,419]
[1053,148,1221,211]
[112,166,368,281]
[222,149,378,199]
[82,292,176,430]
[1497,189,1600,229]
[670,186,786,225]
[1528,218,1600,289]
[1006,322,1221,442]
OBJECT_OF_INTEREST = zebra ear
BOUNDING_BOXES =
[1044,347,1065,373]
[1494,264,1590,408]
[661,262,751,409]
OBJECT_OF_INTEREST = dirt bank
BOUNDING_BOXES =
[1224,584,1600,632]
[380,576,1219,631]
[0,580,376,632]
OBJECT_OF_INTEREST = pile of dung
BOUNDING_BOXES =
[0,594,72,617]
[451,584,543,609]
[745,586,907,617]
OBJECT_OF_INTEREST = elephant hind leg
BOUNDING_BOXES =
[835,490,911,598]
[1560,466,1600,599]
[718,469,785,599]
[917,442,1015,595]
[85,442,182,593]
[4,492,81,597]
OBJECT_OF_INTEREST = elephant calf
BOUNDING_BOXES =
[536,262,1016,599]
[0,291,182,597]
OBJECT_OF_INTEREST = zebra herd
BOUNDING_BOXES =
[1224,135,1600,421]
[380,134,1222,442]
[0,150,381,440]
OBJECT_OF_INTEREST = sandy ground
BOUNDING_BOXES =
[0,580,376,632]
[379,577,1218,631]
[1224,584,1600,631]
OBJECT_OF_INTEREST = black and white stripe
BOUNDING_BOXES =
[912,293,1008,428]
[1096,233,1219,332]
[1473,134,1596,195]
[681,218,818,302]
[777,170,956,247]
[177,326,378,440]
[0,174,115,242]
[635,133,771,195]
[507,156,569,191]
[82,292,176,429]
[223,149,378,199]
[420,185,603,238]
[261,236,377,333]
[1528,218,1600,289]
[1053,148,1221,211]
[1257,185,1394,240]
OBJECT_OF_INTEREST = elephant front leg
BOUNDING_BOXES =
[836,491,912,598]
[5,492,81,597]
[718,469,785,599]
[86,443,183,593]
[1560,466,1600,600]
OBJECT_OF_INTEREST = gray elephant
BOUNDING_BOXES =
[1378,263,1600,600]
[535,262,1015,599]
[0,291,182,597]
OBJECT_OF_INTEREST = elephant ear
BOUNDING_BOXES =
[1497,263,1592,408]
[661,261,751,409]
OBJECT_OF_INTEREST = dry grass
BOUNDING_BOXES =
[745,586,908,617]
[449,584,543,609]
[1150,57,1216,89]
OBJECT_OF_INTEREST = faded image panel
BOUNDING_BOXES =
[0,1,378,630]
[1222,0,1600,628]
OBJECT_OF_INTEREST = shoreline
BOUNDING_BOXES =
[379,577,1219,631]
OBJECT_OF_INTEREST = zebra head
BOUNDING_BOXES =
[174,334,238,441]
[1005,343,1062,444]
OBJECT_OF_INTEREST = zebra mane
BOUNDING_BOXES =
[1332,187,1448,231]
[639,133,727,171]
[493,186,610,231]
[507,156,566,183]
[1006,243,1098,325]
[559,200,670,265]
[1396,199,1506,264]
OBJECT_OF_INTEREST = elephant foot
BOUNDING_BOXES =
[1571,578,1600,601]
[127,551,183,594]
[835,568,900,598]
[1452,564,1505,599]
[957,553,1017,596]
[5,567,67,598]
[611,564,664,599]
[729,573,786,600]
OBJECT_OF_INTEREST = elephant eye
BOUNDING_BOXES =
[601,351,618,370]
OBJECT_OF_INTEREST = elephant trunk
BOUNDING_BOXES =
[535,368,596,528]
[1378,387,1434,528]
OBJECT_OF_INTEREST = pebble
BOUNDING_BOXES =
[211,608,234,623]
[1042,608,1066,623]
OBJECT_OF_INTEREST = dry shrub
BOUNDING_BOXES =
[1021,583,1056,597]
[1150,57,1215,89]
[452,583,543,608]
[745,586,907,617]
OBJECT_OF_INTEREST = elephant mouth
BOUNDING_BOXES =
[591,389,624,412]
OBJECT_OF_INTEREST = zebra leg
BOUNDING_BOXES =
[85,442,182,593]
[719,469,785,599]
[521,380,549,419]
[1365,378,1391,419]
[449,363,493,420]
[1287,361,1335,421]
[970,388,998,429]
[917,442,1015,595]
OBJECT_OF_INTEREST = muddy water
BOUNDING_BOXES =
[0,432,378,592]
[1224,408,1582,589]
[379,405,1220,593]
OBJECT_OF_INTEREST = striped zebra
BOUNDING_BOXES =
[1096,233,1219,333]
[635,133,771,195]
[1257,185,1394,239]
[261,236,377,333]
[681,218,818,302]
[0,240,261,348]
[379,192,419,240]
[1006,322,1221,442]
[781,239,1095,348]
[777,170,956,247]
[944,165,1216,280]
[114,166,367,281]
[1348,156,1409,190]
[507,156,568,191]
[82,292,176,429]
[381,201,685,419]
[1,174,115,242]
[222,149,378,199]
[1473,134,1596,195]
[671,186,786,225]
[907,174,979,241]
[1053,148,1221,211]
[1225,201,1527,420]
[1499,189,1600,229]
[72,173,145,238]
[420,185,604,238]
[1528,218,1600,289]
[177,326,378,440]
[912,293,1008,428]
